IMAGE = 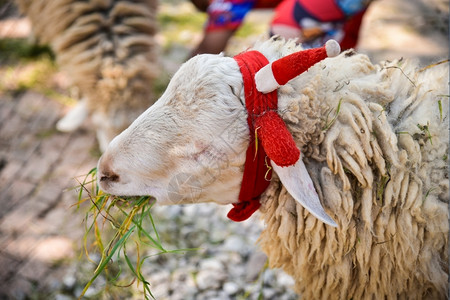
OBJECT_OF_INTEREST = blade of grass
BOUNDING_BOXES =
[146,205,161,246]
[76,167,199,299]
[78,226,136,299]
[322,98,342,131]
[116,205,165,252]
[123,245,154,300]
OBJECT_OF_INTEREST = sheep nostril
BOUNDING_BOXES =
[100,172,120,183]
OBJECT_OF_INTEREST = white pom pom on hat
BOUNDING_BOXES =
[325,39,340,57]
[255,39,341,94]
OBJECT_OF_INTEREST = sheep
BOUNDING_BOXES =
[96,37,449,299]
[15,0,160,151]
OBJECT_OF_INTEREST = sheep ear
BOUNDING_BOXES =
[271,158,338,227]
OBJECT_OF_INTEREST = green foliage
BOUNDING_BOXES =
[416,122,432,145]
[235,22,261,38]
[157,5,206,51]
[76,168,197,299]
[436,94,448,122]
[0,38,54,62]
[158,11,205,29]
[0,54,76,106]
[322,98,342,131]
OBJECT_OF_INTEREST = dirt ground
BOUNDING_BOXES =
[0,0,448,299]
[358,0,448,63]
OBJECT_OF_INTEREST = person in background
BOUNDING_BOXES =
[190,0,373,57]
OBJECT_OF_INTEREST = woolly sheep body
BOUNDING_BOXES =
[98,38,448,298]
[16,0,160,150]
[257,43,448,299]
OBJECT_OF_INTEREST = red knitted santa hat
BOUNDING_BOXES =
[228,40,340,222]
[254,39,340,166]
[255,39,340,93]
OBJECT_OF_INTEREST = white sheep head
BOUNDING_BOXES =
[98,53,249,206]
[97,41,338,226]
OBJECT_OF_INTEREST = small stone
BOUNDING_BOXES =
[277,271,295,287]
[223,281,240,295]
[199,258,223,271]
[245,251,267,282]
[147,269,171,286]
[216,252,243,265]
[171,284,198,300]
[228,264,246,279]
[62,274,76,290]
[196,269,226,290]
[149,282,170,299]
[183,204,211,219]
[209,228,228,243]
[223,235,247,253]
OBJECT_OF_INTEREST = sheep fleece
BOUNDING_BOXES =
[256,41,448,299]
[15,0,159,116]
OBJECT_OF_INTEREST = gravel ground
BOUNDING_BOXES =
[64,203,298,300]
